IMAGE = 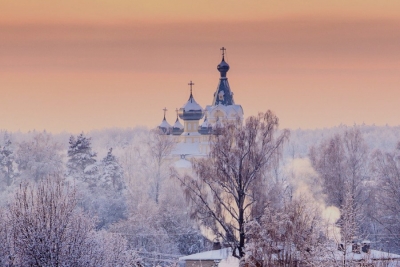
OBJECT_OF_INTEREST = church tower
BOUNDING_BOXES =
[157,48,244,158]
[212,47,235,106]
[204,47,243,127]
[178,81,204,143]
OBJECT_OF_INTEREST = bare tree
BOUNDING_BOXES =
[372,142,400,251]
[172,111,289,258]
[309,128,369,230]
[245,195,326,267]
[147,129,176,204]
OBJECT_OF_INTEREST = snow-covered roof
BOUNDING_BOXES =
[159,119,171,128]
[181,95,202,112]
[179,248,231,261]
[171,142,205,156]
[173,119,184,129]
[218,256,239,267]
[201,118,210,128]
[323,246,400,262]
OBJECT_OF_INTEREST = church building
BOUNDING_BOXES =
[158,48,244,160]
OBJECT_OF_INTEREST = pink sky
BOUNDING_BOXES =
[0,1,399,133]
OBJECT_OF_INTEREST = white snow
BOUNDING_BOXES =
[174,158,192,169]
[179,248,231,261]
[218,256,240,267]
[173,120,184,129]
[319,246,400,264]
[159,119,171,128]
[182,97,203,111]
[201,119,210,128]
[172,142,205,156]
[204,104,244,120]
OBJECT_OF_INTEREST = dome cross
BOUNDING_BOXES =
[163,107,167,120]
[188,81,195,95]
[220,47,226,59]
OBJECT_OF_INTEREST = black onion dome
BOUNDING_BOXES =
[217,56,230,78]
[213,51,234,106]
[178,92,204,121]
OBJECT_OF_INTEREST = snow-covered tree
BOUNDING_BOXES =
[245,195,326,267]
[111,178,207,261]
[372,142,400,252]
[332,181,363,267]
[0,176,137,266]
[67,133,98,185]
[100,148,125,192]
[147,129,175,204]
[15,132,64,182]
[0,134,15,187]
[173,111,289,258]
[79,148,127,229]
[309,128,369,230]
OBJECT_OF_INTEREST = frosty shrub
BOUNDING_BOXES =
[0,176,136,267]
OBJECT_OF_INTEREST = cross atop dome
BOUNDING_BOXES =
[188,81,195,98]
[220,47,226,59]
[158,107,171,134]
[179,81,204,121]
[163,107,168,120]
[214,47,234,105]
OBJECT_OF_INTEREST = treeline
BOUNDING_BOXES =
[0,129,206,266]
[0,123,399,266]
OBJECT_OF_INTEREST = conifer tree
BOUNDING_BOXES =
[100,148,124,192]
[67,133,98,185]
[0,134,15,187]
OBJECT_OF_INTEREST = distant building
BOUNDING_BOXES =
[179,248,239,267]
[178,242,400,267]
[157,48,244,160]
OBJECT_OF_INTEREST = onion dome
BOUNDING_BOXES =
[173,117,184,129]
[217,57,230,78]
[172,108,184,135]
[213,47,235,106]
[158,108,171,135]
[178,81,204,121]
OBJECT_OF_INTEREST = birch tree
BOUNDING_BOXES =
[372,142,400,251]
[173,111,289,258]
[147,129,175,204]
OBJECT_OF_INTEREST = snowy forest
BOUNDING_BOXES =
[1,112,400,266]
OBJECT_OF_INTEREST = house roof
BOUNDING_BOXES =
[323,246,400,262]
[179,248,231,261]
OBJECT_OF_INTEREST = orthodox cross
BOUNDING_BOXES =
[163,107,167,120]
[188,81,195,95]
[220,47,226,57]
[175,108,179,119]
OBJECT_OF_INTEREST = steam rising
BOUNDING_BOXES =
[285,158,341,241]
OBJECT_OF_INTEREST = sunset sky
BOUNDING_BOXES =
[1,0,399,133]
